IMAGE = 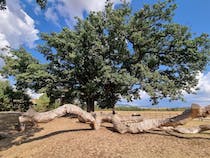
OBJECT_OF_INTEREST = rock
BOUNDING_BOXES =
[132,113,141,117]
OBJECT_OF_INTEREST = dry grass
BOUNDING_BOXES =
[112,110,182,119]
[0,111,210,158]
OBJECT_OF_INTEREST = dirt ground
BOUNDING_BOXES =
[0,111,210,158]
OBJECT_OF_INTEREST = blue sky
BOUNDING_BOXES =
[1,0,210,108]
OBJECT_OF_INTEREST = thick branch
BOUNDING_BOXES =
[93,112,144,130]
[161,104,207,127]
[19,104,95,130]
[111,104,210,134]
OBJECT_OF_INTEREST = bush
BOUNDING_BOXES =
[0,80,31,111]
[33,93,50,112]
[33,93,61,112]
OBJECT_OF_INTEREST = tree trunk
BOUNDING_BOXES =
[59,97,63,106]
[112,107,116,115]
[49,97,55,108]
[86,98,94,112]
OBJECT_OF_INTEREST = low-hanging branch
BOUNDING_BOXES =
[19,104,210,134]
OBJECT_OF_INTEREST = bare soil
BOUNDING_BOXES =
[1,111,210,158]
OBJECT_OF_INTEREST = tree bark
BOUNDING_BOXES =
[161,104,207,127]
[173,125,210,134]
[49,96,55,108]
[112,107,116,115]
[19,104,96,130]
[86,98,95,112]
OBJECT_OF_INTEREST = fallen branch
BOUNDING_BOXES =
[174,125,210,134]
[111,104,210,134]
[19,103,210,134]
[19,104,96,130]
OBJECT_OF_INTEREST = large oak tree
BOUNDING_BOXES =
[1,0,209,112]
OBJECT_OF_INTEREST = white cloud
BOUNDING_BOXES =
[0,34,10,49]
[34,5,41,15]
[0,0,39,49]
[139,90,149,99]
[45,0,131,26]
[0,75,7,81]
[0,34,9,69]
[183,71,210,105]
[0,33,10,58]
[0,0,39,82]
[45,7,59,26]
[196,72,210,94]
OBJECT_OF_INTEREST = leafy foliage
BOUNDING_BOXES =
[33,93,49,112]
[32,93,61,112]
[0,0,6,10]
[0,80,31,111]
[127,0,209,104]
[0,48,58,107]
[0,80,11,110]
[38,2,137,111]
[36,0,47,9]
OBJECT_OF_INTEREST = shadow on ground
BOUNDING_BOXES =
[0,127,93,151]
[21,128,92,144]
[0,127,43,151]
[1,123,210,152]
[143,130,210,140]
[104,126,210,140]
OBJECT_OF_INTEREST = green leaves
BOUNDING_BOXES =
[127,1,209,104]
[36,2,135,110]
[36,0,47,9]
[0,80,31,111]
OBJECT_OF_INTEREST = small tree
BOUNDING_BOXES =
[0,80,12,110]
[2,48,63,106]
[0,80,31,111]
[33,93,49,112]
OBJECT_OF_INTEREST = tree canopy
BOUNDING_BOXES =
[1,0,209,112]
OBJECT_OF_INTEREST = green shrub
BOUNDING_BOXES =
[33,93,50,112]
[33,93,62,112]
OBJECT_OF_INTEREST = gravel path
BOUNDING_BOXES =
[1,116,210,158]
